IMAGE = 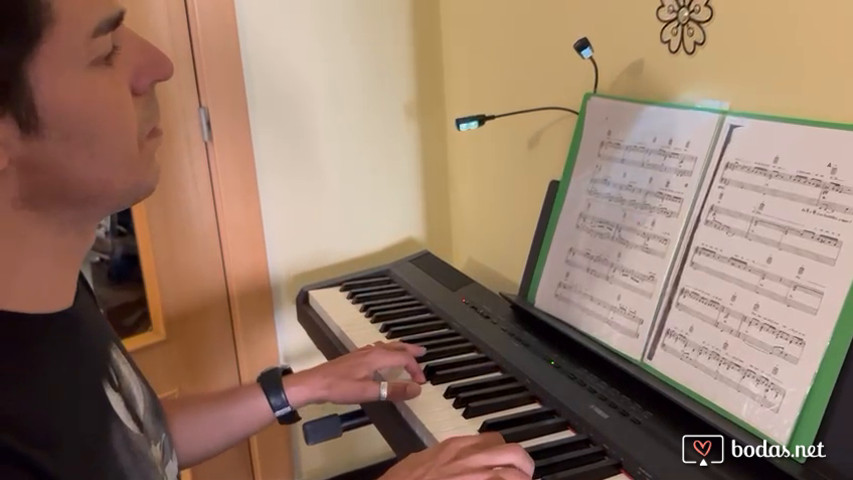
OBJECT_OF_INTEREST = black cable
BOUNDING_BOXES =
[453,43,598,131]
[590,57,599,93]
[492,106,580,120]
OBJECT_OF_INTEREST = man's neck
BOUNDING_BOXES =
[0,209,95,314]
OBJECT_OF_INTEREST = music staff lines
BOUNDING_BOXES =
[577,212,669,259]
[599,140,699,165]
[675,287,806,365]
[587,178,683,218]
[589,178,686,206]
[564,247,656,298]
[598,155,694,177]
[555,281,643,338]
[661,328,786,412]
[725,162,853,196]
[598,140,697,177]
[720,176,853,215]
[690,247,824,315]
[706,204,841,266]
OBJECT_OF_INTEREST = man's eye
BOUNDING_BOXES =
[102,44,122,66]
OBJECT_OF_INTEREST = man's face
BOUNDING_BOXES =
[1,0,174,220]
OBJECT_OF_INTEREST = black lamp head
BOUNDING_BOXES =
[455,114,492,132]
[573,37,593,59]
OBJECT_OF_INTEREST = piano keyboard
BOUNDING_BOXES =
[308,275,630,480]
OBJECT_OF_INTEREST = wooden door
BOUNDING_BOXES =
[83,0,255,478]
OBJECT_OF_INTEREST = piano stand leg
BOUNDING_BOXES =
[323,457,398,480]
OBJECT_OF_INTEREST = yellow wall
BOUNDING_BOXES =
[440,0,853,293]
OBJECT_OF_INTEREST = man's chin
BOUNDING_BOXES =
[122,168,161,210]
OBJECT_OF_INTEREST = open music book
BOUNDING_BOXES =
[528,94,853,456]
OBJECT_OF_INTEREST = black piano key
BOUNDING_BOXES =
[540,458,621,480]
[526,434,591,461]
[351,287,406,304]
[358,295,416,312]
[534,446,606,478]
[462,392,536,418]
[385,320,447,339]
[478,406,556,432]
[378,314,440,333]
[429,362,501,385]
[339,277,392,291]
[370,305,431,322]
[364,299,422,317]
[423,354,490,378]
[452,383,526,409]
[415,335,468,350]
[417,343,477,363]
[445,373,516,399]
[345,283,401,299]
[396,330,459,345]
[498,417,569,444]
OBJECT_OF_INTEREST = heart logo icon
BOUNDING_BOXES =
[693,440,712,457]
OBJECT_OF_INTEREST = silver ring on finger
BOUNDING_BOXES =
[378,381,389,401]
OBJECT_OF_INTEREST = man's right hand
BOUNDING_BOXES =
[379,432,535,480]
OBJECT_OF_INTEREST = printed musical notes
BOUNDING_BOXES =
[598,140,697,177]
[534,96,723,360]
[576,213,668,259]
[688,246,824,315]
[724,161,853,196]
[565,247,657,298]
[647,115,853,445]
[674,287,806,364]
[587,177,684,218]
[554,281,644,338]
[660,327,786,412]
[705,204,841,266]
[720,161,853,218]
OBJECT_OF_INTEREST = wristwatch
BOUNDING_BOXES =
[257,365,302,425]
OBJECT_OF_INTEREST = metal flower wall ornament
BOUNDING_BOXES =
[657,0,714,55]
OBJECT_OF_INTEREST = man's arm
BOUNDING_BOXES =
[160,341,426,469]
[159,380,288,469]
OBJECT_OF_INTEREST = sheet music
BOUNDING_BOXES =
[647,116,853,445]
[534,96,723,359]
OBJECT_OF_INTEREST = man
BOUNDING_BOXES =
[0,1,535,479]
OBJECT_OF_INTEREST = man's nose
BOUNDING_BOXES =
[130,31,175,96]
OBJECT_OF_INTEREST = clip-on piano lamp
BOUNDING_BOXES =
[454,37,598,132]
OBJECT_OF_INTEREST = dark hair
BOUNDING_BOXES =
[0,0,52,135]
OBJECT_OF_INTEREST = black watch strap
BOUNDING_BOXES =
[257,365,301,425]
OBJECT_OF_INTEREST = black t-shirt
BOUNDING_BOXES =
[0,276,179,479]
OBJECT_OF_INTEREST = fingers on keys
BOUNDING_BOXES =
[445,433,535,479]
[367,341,427,383]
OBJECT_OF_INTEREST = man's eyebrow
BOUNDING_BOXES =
[91,9,126,38]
